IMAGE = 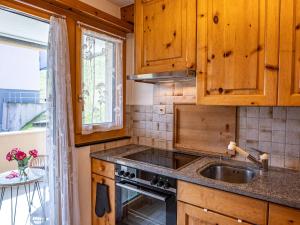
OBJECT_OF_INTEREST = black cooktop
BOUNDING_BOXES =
[123,148,201,169]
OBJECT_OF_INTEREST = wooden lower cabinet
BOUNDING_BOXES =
[178,181,268,225]
[269,204,300,225]
[91,173,115,225]
[177,201,252,225]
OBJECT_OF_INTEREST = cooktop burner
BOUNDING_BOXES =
[123,148,201,169]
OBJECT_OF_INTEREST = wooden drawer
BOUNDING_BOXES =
[91,159,115,179]
[269,204,300,225]
[178,181,268,225]
[178,201,252,225]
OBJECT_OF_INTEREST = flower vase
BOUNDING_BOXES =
[18,160,28,180]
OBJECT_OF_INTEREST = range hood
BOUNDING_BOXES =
[127,69,196,84]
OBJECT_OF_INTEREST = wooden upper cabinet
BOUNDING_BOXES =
[278,0,300,105]
[135,0,196,74]
[197,0,280,106]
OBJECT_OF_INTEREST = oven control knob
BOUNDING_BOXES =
[118,170,125,176]
[163,182,170,189]
[150,178,158,185]
[157,180,164,187]
[129,173,135,179]
[124,172,130,177]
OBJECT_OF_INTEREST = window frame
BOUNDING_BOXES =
[75,24,126,145]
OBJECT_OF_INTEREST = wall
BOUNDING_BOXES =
[0,43,40,90]
[76,139,131,225]
[0,129,46,173]
[126,33,154,105]
[79,0,121,18]
[127,81,300,171]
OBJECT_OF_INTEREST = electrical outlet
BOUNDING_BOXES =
[158,105,166,114]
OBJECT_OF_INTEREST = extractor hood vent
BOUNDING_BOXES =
[127,69,196,84]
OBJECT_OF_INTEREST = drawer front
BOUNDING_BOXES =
[92,159,115,179]
[269,204,300,225]
[178,201,252,225]
[178,181,268,225]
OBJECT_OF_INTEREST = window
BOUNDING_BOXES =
[0,8,49,133]
[76,25,125,142]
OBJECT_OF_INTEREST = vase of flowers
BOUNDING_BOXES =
[6,148,38,180]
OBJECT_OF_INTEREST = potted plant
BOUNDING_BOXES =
[6,148,38,180]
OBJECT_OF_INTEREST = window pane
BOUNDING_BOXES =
[81,29,123,132]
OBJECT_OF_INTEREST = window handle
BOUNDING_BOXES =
[78,95,83,102]
[78,95,84,111]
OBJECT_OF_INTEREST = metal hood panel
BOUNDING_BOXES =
[127,70,196,84]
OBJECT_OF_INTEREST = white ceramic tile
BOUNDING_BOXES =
[247,118,259,129]
[272,119,286,131]
[285,144,300,158]
[259,130,272,142]
[259,107,273,118]
[272,131,286,144]
[287,107,300,120]
[286,119,300,132]
[273,107,287,120]
[247,107,259,118]
[246,129,259,141]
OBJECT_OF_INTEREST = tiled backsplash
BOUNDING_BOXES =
[237,107,300,170]
[126,81,300,171]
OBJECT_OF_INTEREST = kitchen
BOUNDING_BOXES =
[0,0,299,225]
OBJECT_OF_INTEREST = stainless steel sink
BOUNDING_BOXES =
[199,164,256,184]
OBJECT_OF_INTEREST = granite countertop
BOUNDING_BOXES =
[90,144,300,209]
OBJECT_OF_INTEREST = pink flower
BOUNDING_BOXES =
[10,148,19,156]
[15,151,27,161]
[29,149,38,158]
[6,152,13,161]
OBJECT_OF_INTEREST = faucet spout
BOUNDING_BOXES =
[227,141,269,172]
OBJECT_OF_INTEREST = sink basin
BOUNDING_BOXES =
[199,163,256,184]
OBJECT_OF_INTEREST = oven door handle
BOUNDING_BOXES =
[116,182,168,202]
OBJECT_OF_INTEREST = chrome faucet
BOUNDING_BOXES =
[228,141,269,172]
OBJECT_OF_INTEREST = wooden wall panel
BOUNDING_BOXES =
[174,104,236,156]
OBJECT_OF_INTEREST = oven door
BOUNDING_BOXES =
[115,179,176,225]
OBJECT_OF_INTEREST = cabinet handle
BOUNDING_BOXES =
[98,165,105,171]
[99,178,104,184]
[203,208,208,212]
[237,219,242,223]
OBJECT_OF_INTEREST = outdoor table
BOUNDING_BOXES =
[0,169,45,225]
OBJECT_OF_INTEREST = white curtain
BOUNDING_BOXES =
[47,16,80,225]
[80,27,123,134]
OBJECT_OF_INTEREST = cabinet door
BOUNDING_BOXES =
[135,0,196,74]
[269,204,300,225]
[197,0,280,106]
[278,0,300,105]
[92,174,115,225]
[177,201,252,225]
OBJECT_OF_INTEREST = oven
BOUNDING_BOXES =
[115,164,177,225]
